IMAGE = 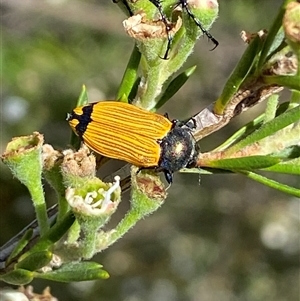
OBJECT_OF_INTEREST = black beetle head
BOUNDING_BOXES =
[158,125,199,184]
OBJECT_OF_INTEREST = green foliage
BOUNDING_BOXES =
[1,0,299,288]
[34,262,109,282]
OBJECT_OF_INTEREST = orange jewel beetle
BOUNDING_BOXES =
[67,101,199,184]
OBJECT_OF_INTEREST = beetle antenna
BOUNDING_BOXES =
[147,0,174,59]
[179,0,219,50]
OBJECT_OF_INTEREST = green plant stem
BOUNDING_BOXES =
[106,208,143,247]
[140,36,197,110]
[257,0,294,70]
[93,208,145,253]
[28,182,49,236]
[140,61,165,109]
[35,206,49,237]
[29,211,75,255]
[263,94,279,123]
[224,105,300,156]
[80,225,98,259]
[156,65,197,109]
[116,45,141,100]
[214,36,262,114]
[57,196,69,222]
[239,170,300,197]
[213,114,265,152]
[96,175,165,251]
[262,75,300,90]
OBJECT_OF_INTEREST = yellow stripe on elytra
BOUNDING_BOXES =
[68,102,173,166]
[87,102,172,140]
[83,123,161,166]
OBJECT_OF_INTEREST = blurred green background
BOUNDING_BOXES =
[1,0,299,300]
